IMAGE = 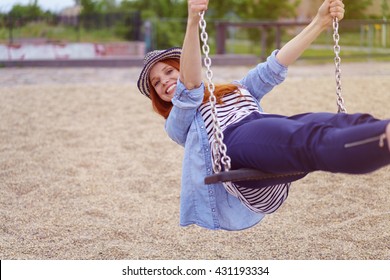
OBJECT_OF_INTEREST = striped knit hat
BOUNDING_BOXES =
[137,47,182,99]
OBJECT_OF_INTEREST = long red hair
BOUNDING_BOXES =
[149,58,239,119]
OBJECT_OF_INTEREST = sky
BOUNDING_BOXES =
[0,0,122,13]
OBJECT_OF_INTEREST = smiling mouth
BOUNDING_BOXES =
[166,84,176,94]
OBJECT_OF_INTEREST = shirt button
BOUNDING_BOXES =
[201,126,204,129]
[212,208,216,212]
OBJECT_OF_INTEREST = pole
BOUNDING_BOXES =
[8,14,13,45]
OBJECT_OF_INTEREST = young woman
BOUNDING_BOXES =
[137,0,390,230]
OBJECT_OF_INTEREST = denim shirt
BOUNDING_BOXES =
[165,50,287,230]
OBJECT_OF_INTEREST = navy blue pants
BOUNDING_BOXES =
[224,112,390,187]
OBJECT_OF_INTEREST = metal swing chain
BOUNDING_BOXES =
[199,11,231,173]
[333,17,347,113]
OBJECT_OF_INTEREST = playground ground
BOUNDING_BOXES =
[1,61,390,259]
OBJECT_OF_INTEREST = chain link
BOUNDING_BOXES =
[333,17,347,113]
[199,11,231,173]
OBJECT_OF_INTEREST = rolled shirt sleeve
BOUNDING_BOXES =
[165,79,205,146]
[239,49,288,101]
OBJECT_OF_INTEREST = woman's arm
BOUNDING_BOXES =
[180,0,209,89]
[164,0,209,145]
[276,0,345,66]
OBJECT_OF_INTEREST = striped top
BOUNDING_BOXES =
[199,88,290,214]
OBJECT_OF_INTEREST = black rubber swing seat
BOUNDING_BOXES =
[204,168,308,186]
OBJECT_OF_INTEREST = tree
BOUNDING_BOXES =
[118,0,301,49]
[9,0,43,19]
[222,0,299,20]
[382,0,389,18]
[342,0,373,19]
[79,0,100,15]
[222,0,300,53]
[96,0,118,13]
[119,0,187,48]
[78,0,120,29]
[120,0,187,18]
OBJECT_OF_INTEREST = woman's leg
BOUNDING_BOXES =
[287,112,380,127]
[224,112,390,175]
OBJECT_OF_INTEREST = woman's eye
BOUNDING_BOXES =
[154,81,160,87]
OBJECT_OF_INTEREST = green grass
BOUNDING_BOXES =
[224,28,390,63]
[0,21,126,43]
[300,48,390,63]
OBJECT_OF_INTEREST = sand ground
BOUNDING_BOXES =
[1,61,389,259]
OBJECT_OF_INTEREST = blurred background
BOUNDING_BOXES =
[0,0,389,62]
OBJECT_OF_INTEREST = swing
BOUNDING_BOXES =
[199,12,347,185]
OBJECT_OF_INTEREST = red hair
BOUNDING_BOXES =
[149,59,239,119]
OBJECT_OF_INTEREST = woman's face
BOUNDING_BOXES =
[149,62,180,102]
